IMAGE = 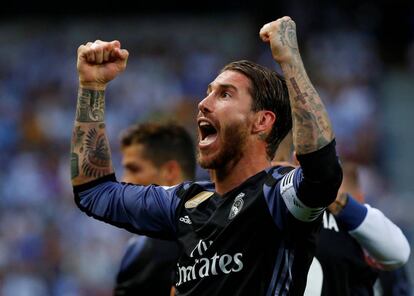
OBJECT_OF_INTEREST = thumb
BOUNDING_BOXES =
[259,24,271,42]
[110,48,129,60]
[110,40,121,49]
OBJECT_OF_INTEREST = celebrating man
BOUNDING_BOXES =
[71,16,342,295]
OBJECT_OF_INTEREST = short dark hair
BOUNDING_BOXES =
[120,122,196,180]
[221,60,292,160]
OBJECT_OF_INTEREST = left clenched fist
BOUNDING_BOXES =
[77,40,129,90]
[259,16,299,64]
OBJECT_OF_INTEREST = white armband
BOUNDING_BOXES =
[280,169,324,222]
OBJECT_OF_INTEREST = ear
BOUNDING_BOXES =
[292,151,299,166]
[252,110,276,135]
[160,160,183,186]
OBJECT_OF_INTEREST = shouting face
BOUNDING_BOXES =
[197,70,255,170]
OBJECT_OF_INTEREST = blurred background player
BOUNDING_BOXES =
[114,122,196,295]
[272,132,411,295]
[337,161,412,296]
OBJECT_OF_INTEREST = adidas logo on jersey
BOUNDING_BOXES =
[179,215,192,225]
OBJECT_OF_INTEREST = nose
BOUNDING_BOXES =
[198,94,213,114]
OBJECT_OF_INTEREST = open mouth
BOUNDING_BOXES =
[198,119,218,147]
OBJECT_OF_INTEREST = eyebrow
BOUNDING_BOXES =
[124,163,139,169]
[207,83,238,93]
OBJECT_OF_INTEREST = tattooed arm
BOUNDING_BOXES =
[70,40,181,237]
[260,16,333,155]
[261,17,342,209]
[71,40,129,186]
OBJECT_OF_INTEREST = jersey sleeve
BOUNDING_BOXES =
[337,195,411,270]
[73,174,183,240]
[264,140,342,229]
[264,168,325,231]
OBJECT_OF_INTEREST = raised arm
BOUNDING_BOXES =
[70,41,180,238]
[261,17,342,211]
[260,16,333,155]
[71,40,129,186]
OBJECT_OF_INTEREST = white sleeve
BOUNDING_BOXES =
[349,204,411,270]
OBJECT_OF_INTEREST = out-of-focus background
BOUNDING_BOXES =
[0,1,413,295]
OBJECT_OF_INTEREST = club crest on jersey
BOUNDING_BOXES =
[185,191,214,208]
[229,192,245,220]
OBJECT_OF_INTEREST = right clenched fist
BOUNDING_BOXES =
[259,16,299,65]
[77,40,129,90]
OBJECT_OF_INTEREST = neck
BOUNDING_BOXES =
[210,148,270,195]
[168,176,186,187]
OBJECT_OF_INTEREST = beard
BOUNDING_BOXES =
[197,120,248,173]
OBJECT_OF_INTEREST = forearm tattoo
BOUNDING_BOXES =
[82,126,111,178]
[76,88,105,122]
[71,152,79,179]
[276,21,333,154]
[286,72,333,154]
[73,126,85,150]
[71,89,113,183]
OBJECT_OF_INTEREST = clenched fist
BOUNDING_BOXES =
[259,16,299,65]
[77,40,129,90]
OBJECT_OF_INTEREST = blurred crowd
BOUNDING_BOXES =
[0,8,413,295]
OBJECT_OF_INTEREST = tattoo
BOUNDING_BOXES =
[71,153,79,179]
[82,128,111,178]
[286,74,333,154]
[76,88,105,122]
[290,78,308,104]
[73,126,85,148]
[71,88,113,185]
[278,20,298,51]
[258,132,267,141]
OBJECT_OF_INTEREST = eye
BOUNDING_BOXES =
[221,91,231,98]
[125,164,141,173]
